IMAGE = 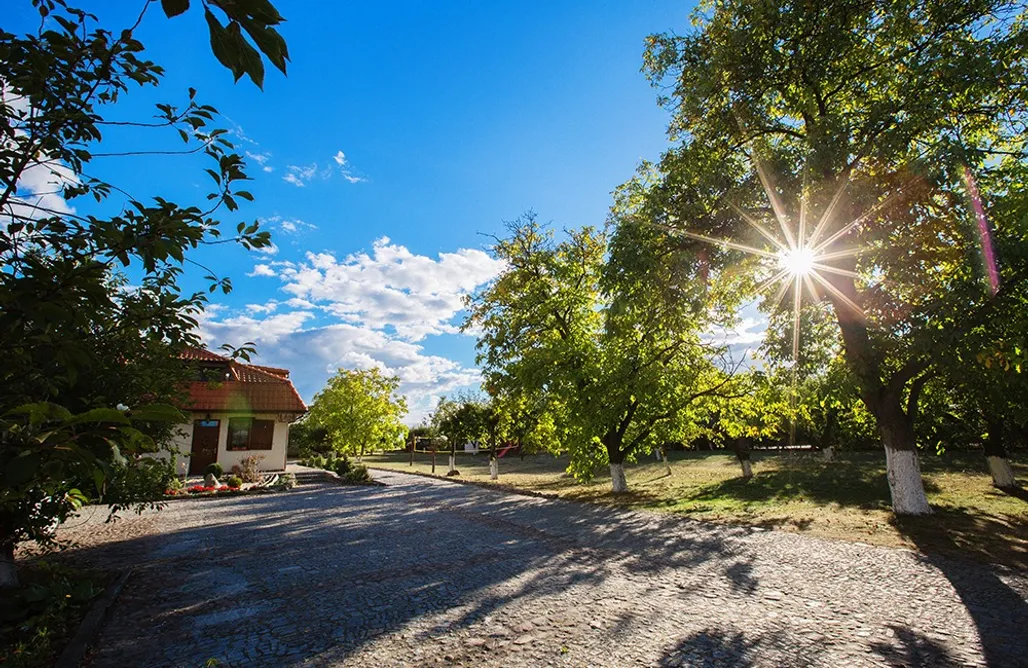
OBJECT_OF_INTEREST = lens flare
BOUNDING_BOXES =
[778,247,816,276]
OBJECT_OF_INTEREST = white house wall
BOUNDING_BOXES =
[162,412,291,475]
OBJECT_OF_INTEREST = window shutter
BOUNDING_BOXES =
[251,419,275,450]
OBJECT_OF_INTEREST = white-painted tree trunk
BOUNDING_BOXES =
[448,454,456,474]
[885,446,932,515]
[822,446,835,463]
[610,463,627,493]
[489,458,498,480]
[661,450,672,476]
[740,459,753,479]
[0,544,16,589]
[987,456,1017,489]
[655,449,662,461]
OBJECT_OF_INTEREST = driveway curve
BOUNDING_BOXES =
[57,469,1027,667]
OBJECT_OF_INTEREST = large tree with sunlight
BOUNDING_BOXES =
[641,0,1028,514]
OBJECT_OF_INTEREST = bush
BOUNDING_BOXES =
[272,472,297,490]
[333,456,372,484]
[239,455,264,483]
[0,562,106,667]
[226,475,243,489]
[103,456,178,508]
[204,462,224,479]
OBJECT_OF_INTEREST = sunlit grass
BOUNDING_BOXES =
[363,449,1027,568]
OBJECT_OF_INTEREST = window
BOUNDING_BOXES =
[227,418,275,450]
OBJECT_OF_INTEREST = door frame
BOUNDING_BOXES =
[189,418,221,475]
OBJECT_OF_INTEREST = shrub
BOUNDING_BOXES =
[239,455,264,483]
[273,472,297,490]
[204,462,224,479]
[334,457,372,484]
[103,456,178,507]
[333,456,355,477]
[226,475,243,489]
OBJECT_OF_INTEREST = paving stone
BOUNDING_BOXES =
[36,470,1028,668]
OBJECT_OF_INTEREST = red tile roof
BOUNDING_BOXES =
[179,347,307,414]
[179,347,231,362]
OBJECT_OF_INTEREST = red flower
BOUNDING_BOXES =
[217,485,230,491]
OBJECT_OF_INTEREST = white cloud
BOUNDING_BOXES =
[278,218,317,235]
[7,159,78,220]
[283,163,318,187]
[200,235,504,423]
[247,264,276,278]
[275,237,506,341]
[246,150,272,166]
[257,242,279,255]
[263,166,274,173]
[333,150,347,166]
[199,317,481,424]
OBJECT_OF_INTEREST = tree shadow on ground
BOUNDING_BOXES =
[893,510,1028,668]
[45,479,758,668]
[657,627,823,667]
[685,464,938,510]
[869,624,966,668]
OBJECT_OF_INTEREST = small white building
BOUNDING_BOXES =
[170,347,307,475]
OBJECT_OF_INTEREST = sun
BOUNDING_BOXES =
[779,246,816,276]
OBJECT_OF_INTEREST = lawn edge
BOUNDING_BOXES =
[53,568,132,668]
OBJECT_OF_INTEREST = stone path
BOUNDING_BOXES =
[53,469,1028,667]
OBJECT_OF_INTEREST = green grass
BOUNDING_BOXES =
[364,449,1028,569]
[0,562,110,668]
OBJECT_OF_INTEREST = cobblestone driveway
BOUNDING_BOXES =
[59,470,1027,667]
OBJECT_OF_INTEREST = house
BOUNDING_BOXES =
[170,347,307,475]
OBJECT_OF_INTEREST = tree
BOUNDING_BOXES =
[307,368,408,461]
[642,0,1028,514]
[0,0,289,588]
[466,213,744,493]
[433,393,490,476]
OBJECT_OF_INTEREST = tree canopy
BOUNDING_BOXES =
[639,0,1028,513]
[0,0,288,587]
[307,368,408,460]
[466,213,746,491]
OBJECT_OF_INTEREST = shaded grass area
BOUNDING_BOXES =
[0,561,110,668]
[364,449,1027,569]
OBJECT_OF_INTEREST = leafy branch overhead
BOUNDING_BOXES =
[160,0,289,88]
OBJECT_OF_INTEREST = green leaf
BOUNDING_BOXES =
[205,9,245,81]
[6,452,41,487]
[67,408,131,425]
[129,403,187,423]
[161,0,190,18]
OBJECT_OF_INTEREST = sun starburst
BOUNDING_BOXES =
[655,165,869,446]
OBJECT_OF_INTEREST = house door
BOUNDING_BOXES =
[189,420,221,475]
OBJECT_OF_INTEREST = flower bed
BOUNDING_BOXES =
[164,484,236,497]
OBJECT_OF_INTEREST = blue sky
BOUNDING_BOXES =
[13,1,747,422]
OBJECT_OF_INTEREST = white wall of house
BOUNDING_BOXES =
[165,411,291,475]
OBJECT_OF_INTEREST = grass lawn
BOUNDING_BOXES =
[363,449,1028,569]
[0,562,110,668]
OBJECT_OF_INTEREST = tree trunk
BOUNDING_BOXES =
[604,431,629,493]
[610,463,627,493]
[0,539,16,590]
[660,446,672,476]
[878,404,932,515]
[734,438,753,479]
[984,418,1017,489]
[358,442,365,463]
[822,446,835,462]
[827,268,932,516]
[489,456,498,480]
